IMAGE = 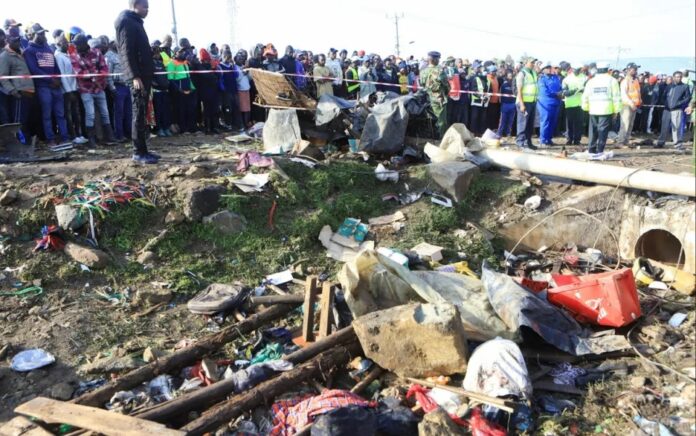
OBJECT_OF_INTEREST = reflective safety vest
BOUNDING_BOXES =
[581,73,622,115]
[621,76,641,107]
[521,68,538,102]
[448,72,461,101]
[470,76,490,107]
[563,74,585,108]
[345,67,360,93]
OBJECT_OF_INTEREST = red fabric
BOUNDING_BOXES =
[469,408,507,436]
[269,390,374,436]
[406,385,468,426]
[70,49,108,94]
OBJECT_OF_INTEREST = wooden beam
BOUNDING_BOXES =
[136,326,357,424]
[180,342,361,435]
[302,276,318,342]
[405,378,516,413]
[15,398,184,436]
[247,294,304,307]
[73,303,297,407]
[318,283,335,338]
[350,366,384,395]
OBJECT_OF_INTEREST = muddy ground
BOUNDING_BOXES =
[0,131,694,434]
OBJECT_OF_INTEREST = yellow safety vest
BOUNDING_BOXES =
[521,68,538,103]
[346,67,360,93]
[581,73,622,115]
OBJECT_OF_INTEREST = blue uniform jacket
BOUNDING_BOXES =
[538,74,562,105]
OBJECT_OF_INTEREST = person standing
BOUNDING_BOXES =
[313,54,334,98]
[115,0,159,164]
[54,34,87,144]
[23,23,71,146]
[486,64,501,131]
[581,62,621,154]
[234,50,251,129]
[561,63,585,145]
[70,34,117,147]
[515,56,539,149]
[151,43,172,137]
[419,51,450,138]
[497,69,516,139]
[105,40,132,143]
[468,62,490,136]
[326,48,343,97]
[617,62,642,146]
[536,62,562,146]
[168,48,196,134]
[0,26,34,143]
[219,49,241,131]
[345,57,361,99]
[656,71,691,149]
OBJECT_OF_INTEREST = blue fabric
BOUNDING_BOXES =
[498,102,516,136]
[23,42,60,88]
[499,80,516,104]
[0,92,9,124]
[80,91,110,127]
[537,100,560,144]
[538,74,562,103]
[295,60,307,89]
[219,62,238,93]
[113,84,132,139]
[37,86,68,141]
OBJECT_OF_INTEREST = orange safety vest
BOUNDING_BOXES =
[624,76,642,107]
[448,73,461,101]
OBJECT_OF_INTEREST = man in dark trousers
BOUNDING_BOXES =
[115,0,158,164]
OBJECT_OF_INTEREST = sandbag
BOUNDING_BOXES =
[463,338,532,400]
[338,250,514,342]
[263,109,301,153]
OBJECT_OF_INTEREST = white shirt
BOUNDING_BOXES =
[326,57,343,86]
[54,50,77,93]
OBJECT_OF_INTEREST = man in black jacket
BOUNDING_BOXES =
[115,0,158,164]
[656,71,691,148]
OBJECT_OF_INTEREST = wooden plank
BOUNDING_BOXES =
[302,276,318,342]
[15,398,184,436]
[247,294,304,306]
[318,282,335,338]
[350,366,385,395]
[0,416,53,436]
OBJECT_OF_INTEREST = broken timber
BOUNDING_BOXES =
[136,326,357,423]
[181,341,362,435]
[72,303,297,407]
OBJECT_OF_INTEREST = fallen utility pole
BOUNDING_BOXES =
[73,304,297,407]
[181,341,361,435]
[479,148,696,197]
[137,326,356,423]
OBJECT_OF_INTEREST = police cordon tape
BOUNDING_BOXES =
[0,68,668,107]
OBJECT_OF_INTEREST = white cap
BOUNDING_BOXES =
[596,61,610,69]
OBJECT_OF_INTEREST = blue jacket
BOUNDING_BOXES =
[538,74,562,105]
[500,79,515,105]
[23,42,60,88]
[219,62,238,93]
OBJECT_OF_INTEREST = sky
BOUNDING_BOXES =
[3,0,694,70]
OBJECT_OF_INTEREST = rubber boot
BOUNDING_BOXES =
[86,127,97,148]
[102,124,118,145]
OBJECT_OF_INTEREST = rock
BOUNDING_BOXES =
[135,287,172,307]
[202,210,247,235]
[165,210,185,225]
[426,161,480,203]
[28,306,41,316]
[79,355,142,374]
[64,242,110,269]
[180,184,225,221]
[55,204,86,231]
[26,370,48,384]
[418,408,465,436]
[143,347,162,363]
[0,189,18,206]
[137,250,156,265]
[50,382,75,400]
[185,165,209,178]
[353,303,468,377]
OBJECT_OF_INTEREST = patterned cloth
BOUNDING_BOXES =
[70,49,109,94]
[269,390,373,436]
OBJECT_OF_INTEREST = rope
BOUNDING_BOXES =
[0,286,43,298]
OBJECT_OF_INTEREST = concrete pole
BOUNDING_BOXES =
[479,148,696,197]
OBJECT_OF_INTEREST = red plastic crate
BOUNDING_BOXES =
[549,268,641,327]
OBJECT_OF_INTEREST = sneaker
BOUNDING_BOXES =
[164,129,173,137]
[73,136,89,145]
[157,129,167,137]
[674,143,684,150]
[147,151,161,159]
[132,153,159,164]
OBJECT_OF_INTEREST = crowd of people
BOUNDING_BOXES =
[0,0,694,165]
